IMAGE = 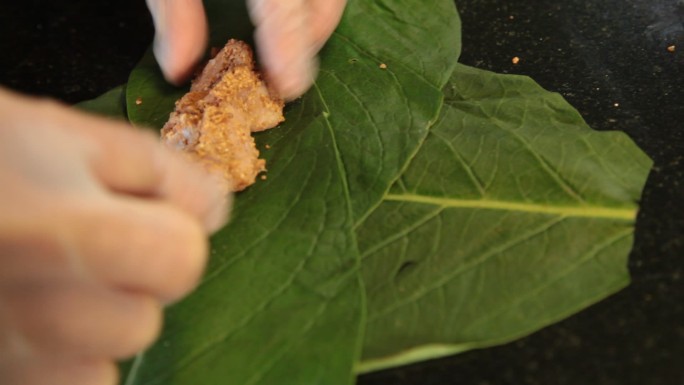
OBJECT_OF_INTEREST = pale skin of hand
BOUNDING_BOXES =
[0,1,345,384]
[0,87,230,384]
[147,0,347,100]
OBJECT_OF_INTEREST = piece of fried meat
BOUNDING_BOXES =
[161,39,284,191]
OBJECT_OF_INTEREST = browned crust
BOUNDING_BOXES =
[161,39,285,191]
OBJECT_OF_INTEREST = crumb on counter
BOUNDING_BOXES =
[667,45,676,53]
[265,144,271,149]
[511,56,520,65]
[260,174,267,181]
[379,63,387,69]
[135,97,143,105]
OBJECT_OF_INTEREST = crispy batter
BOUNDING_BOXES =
[161,40,285,191]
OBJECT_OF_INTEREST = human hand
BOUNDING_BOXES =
[0,88,229,385]
[146,0,347,100]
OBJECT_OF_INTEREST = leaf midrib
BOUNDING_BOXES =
[384,193,636,220]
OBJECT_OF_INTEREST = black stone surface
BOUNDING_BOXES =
[1,1,682,384]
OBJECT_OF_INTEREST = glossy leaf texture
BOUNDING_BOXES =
[356,64,652,372]
[122,0,461,384]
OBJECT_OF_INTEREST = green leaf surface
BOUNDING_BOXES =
[123,0,461,384]
[117,0,651,382]
[356,64,652,372]
[75,84,127,119]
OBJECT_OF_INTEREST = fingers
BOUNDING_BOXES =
[81,118,230,233]
[144,0,346,99]
[308,0,346,51]
[40,101,230,233]
[1,357,117,385]
[0,284,146,385]
[248,0,318,100]
[65,197,209,303]
[0,198,208,303]
[147,0,208,84]
[0,89,220,384]
[248,0,347,100]
[1,284,161,360]
[1,195,209,305]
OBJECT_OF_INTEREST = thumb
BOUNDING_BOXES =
[147,0,209,84]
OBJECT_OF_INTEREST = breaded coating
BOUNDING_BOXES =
[161,39,285,191]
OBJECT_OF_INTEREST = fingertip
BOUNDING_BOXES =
[248,0,318,99]
[200,172,232,233]
[153,148,232,233]
[148,0,208,85]
[153,37,180,85]
[273,56,318,101]
[309,0,347,50]
[254,26,318,100]
[157,213,209,304]
[111,294,163,359]
[153,36,204,86]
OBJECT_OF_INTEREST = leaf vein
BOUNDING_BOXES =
[461,227,632,333]
[383,193,636,220]
[368,216,566,321]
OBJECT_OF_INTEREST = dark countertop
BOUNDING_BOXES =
[1,0,682,384]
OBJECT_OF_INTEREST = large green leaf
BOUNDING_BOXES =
[81,0,651,383]
[122,0,461,384]
[356,64,652,372]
